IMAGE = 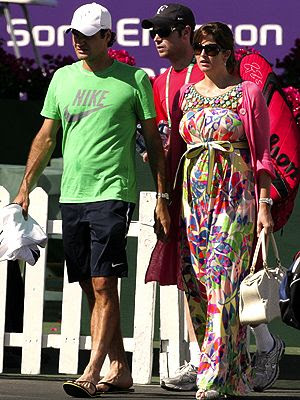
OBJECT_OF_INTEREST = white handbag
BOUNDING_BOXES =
[239,229,285,326]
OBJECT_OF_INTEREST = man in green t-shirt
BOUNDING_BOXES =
[14,2,170,397]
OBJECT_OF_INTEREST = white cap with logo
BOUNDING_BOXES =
[66,2,112,36]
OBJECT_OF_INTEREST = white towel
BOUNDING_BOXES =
[0,204,47,265]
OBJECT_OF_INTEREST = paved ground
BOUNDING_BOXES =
[0,377,300,400]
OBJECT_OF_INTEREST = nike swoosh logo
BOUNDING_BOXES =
[64,105,108,123]
[112,262,124,268]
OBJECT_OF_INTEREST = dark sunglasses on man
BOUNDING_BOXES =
[192,43,223,56]
[149,26,178,39]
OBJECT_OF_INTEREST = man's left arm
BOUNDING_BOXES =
[140,118,170,241]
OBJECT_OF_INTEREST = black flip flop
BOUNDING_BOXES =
[63,380,101,398]
[96,381,135,394]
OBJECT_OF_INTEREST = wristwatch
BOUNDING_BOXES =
[259,197,273,206]
[156,192,170,201]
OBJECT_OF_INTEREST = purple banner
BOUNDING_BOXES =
[0,0,299,75]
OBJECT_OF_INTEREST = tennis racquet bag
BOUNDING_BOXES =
[239,53,300,232]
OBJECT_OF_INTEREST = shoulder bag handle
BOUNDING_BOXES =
[249,229,283,275]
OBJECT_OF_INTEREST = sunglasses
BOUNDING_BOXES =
[192,43,223,56]
[149,26,177,39]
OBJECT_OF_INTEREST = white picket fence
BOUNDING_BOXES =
[0,186,189,383]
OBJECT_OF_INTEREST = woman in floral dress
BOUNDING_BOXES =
[178,22,275,399]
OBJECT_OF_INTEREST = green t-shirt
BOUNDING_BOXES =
[41,60,155,203]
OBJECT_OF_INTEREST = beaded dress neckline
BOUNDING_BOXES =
[182,83,243,112]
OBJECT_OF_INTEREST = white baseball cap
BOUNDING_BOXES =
[66,3,112,36]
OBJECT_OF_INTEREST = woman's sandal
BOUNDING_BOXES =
[196,389,221,399]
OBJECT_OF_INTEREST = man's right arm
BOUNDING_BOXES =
[14,118,61,214]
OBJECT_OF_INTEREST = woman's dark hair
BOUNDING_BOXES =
[99,29,116,47]
[193,22,236,73]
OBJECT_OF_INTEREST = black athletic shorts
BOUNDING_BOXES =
[60,200,135,283]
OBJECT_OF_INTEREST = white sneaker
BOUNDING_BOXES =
[161,362,197,391]
[252,335,285,392]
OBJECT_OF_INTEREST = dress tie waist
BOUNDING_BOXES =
[174,140,249,195]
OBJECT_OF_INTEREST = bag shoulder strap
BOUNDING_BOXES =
[250,230,283,274]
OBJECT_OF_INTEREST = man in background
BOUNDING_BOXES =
[142,3,204,392]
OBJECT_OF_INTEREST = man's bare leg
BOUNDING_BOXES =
[79,277,132,393]
[96,317,133,392]
[185,296,200,367]
[73,276,127,394]
[186,296,197,342]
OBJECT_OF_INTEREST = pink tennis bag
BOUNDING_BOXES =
[239,53,300,232]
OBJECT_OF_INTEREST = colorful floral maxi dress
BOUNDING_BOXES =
[179,83,255,395]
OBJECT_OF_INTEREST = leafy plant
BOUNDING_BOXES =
[276,39,300,89]
[0,40,135,100]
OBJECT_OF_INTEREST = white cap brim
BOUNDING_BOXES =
[65,25,101,36]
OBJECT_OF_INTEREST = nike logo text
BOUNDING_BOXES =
[72,89,109,107]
